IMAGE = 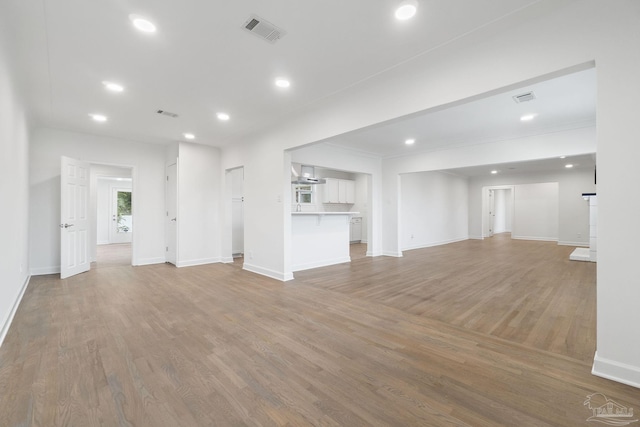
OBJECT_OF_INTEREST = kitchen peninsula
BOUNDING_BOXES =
[291,212,360,271]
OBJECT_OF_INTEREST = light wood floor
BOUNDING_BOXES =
[1,237,637,426]
[95,243,132,269]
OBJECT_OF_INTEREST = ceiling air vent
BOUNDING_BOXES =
[512,91,536,103]
[156,109,179,118]
[242,14,286,44]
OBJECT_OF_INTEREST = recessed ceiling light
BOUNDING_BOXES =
[183,133,195,140]
[395,0,418,20]
[89,113,107,122]
[559,156,566,159]
[102,81,124,92]
[491,170,498,174]
[405,138,415,145]
[565,164,574,168]
[217,112,230,121]
[520,114,537,121]
[275,78,291,88]
[129,14,156,33]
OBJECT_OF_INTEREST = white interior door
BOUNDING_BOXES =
[60,156,90,279]
[165,163,177,265]
[231,167,244,256]
[488,189,495,237]
[110,188,132,244]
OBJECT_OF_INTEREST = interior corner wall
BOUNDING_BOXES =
[0,27,31,346]
[218,2,637,385]
[512,182,559,242]
[400,171,468,250]
[29,128,167,273]
[469,168,594,246]
[176,142,222,267]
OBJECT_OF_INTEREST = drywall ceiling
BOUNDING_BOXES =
[5,0,546,146]
[321,67,596,158]
[439,153,596,178]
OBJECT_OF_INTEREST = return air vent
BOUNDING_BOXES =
[156,109,179,118]
[512,91,536,103]
[242,14,286,44]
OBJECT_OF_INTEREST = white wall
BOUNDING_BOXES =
[469,168,595,246]
[176,142,222,267]
[219,2,640,386]
[0,16,31,346]
[400,171,468,250]
[29,128,167,273]
[512,182,559,242]
[385,127,596,252]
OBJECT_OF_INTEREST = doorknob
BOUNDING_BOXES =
[59,223,74,228]
[171,218,177,222]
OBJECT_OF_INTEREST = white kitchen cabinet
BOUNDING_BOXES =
[350,217,362,242]
[323,178,355,204]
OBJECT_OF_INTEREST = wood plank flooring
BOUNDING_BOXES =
[0,237,637,426]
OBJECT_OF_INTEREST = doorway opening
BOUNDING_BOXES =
[488,188,513,238]
[228,167,244,260]
[90,164,134,268]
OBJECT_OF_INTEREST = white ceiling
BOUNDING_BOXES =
[439,153,596,178]
[6,0,548,147]
[320,67,596,158]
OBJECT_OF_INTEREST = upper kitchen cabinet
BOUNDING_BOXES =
[323,178,355,204]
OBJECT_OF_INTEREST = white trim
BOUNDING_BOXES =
[221,256,234,263]
[97,240,110,245]
[30,266,60,275]
[468,235,484,240]
[176,257,221,268]
[293,256,351,272]
[243,263,294,282]
[382,251,403,257]
[511,236,558,242]
[134,257,166,266]
[402,237,468,251]
[366,250,383,257]
[558,241,589,247]
[592,352,640,389]
[0,275,30,348]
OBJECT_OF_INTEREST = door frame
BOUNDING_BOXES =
[481,185,515,239]
[90,162,137,265]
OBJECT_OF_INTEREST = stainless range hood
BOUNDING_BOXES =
[291,165,326,185]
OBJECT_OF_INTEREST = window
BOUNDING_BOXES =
[294,185,313,204]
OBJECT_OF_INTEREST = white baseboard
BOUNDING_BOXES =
[468,235,484,240]
[97,240,109,245]
[0,275,30,348]
[366,250,382,257]
[592,352,640,389]
[243,263,294,282]
[30,266,60,275]
[292,256,351,272]
[134,257,166,266]
[221,256,234,263]
[176,257,222,268]
[402,237,468,252]
[382,251,403,257]
[558,241,589,247]
[511,236,558,242]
